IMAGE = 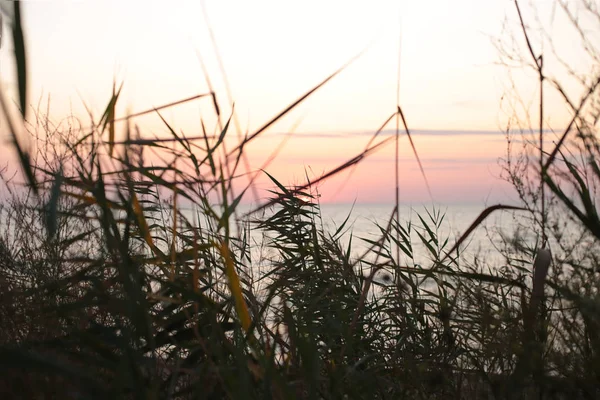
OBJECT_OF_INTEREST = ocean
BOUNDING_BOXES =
[234,202,531,271]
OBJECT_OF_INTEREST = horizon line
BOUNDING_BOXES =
[266,128,560,138]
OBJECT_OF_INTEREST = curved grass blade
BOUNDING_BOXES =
[100,81,124,157]
[131,190,161,256]
[442,204,528,261]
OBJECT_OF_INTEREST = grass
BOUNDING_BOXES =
[1,0,600,398]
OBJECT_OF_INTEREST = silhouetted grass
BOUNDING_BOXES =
[1,1,600,399]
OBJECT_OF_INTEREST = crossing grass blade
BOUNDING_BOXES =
[398,105,433,199]
[246,135,395,216]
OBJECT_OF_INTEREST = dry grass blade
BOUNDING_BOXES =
[75,93,213,134]
[106,134,217,146]
[98,80,124,157]
[515,0,547,244]
[543,75,600,172]
[514,0,540,69]
[119,93,213,122]
[443,204,527,260]
[244,135,395,217]
[228,46,371,158]
[364,112,398,150]
[332,111,397,202]
[108,83,119,157]
[398,105,432,199]
[218,240,251,333]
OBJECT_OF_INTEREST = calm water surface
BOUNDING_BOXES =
[235,202,531,270]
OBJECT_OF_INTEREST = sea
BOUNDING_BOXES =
[233,202,535,274]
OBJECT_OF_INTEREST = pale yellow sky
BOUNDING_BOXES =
[3,0,515,131]
[0,0,593,203]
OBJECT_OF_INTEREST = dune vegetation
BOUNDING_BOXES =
[1,1,600,399]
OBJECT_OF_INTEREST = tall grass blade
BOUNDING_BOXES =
[398,105,432,199]
[229,46,371,156]
[105,81,123,157]
[12,1,27,119]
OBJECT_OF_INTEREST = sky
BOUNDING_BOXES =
[0,0,594,204]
